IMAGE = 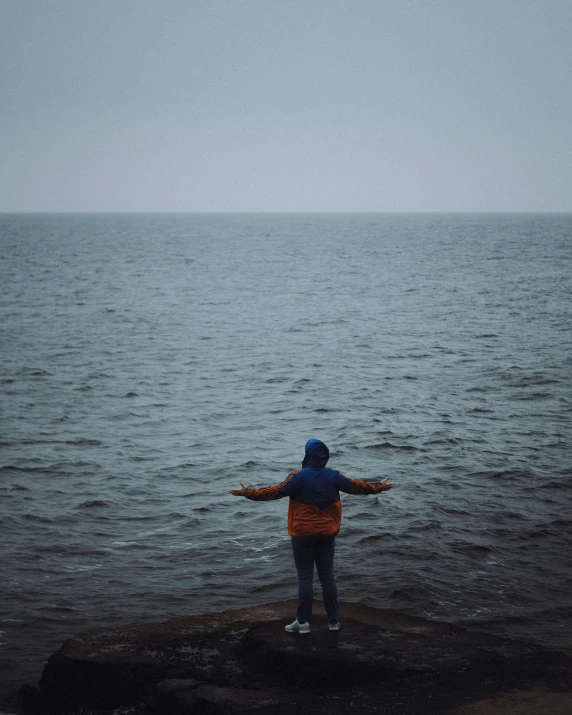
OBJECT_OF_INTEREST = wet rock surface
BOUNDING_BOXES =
[18,600,572,715]
[241,615,544,686]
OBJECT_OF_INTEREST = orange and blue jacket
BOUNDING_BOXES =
[244,467,389,537]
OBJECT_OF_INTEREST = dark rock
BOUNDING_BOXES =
[149,678,300,714]
[148,679,201,714]
[240,614,546,687]
[17,684,42,715]
[24,600,572,715]
[35,601,298,713]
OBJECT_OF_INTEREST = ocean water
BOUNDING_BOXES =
[1,213,571,704]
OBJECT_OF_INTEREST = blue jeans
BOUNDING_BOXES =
[291,535,338,625]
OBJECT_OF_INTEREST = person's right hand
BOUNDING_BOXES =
[378,477,394,491]
[229,482,247,496]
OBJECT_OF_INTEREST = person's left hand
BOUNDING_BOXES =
[229,482,247,496]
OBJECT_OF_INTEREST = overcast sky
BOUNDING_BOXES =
[1,0,571,212]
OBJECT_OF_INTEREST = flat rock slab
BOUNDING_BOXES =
[24,600,572,715]
[241,615,544,686]
[35,600,302,711]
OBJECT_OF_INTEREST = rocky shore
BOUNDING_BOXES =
[16,600,572,714]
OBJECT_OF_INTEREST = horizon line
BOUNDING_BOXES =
[1,210,571,216]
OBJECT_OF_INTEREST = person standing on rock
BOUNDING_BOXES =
[229,438,394,633]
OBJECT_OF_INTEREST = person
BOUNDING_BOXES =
[229,438,394,633]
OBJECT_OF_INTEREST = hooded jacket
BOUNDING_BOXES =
[244,439,389,537]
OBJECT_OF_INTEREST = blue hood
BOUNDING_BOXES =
[302,439,330,468]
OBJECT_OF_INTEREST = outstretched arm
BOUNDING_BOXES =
[337,475,395,495]
[229,471,299,501]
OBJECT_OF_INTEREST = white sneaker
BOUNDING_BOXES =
[284,619,310,634]
[328,622,341,631]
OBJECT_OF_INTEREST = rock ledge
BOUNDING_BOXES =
[20,600,572,715]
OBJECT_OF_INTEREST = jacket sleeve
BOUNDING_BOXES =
[334,471,390,495]
[244,471,300,501]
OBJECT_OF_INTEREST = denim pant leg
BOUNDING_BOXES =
[291,537,315,623]
[314,536,339,624]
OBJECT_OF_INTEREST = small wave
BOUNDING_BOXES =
[76,500,108,508]
[451,541,493,555]
[408,520,443,532]
[510,392,553,401]
[1,461,97,475]
[365,442,424,452]
[547,518,572,529]
[470,468,533,482]
[357,532,394,545]
[16,367,53,377]
[509,375,559,388]
[433,505,471,517]
[0,465,55,474]
[485,510,527,523]
[123,515,155,522]
[523,526,552,539]
[22,514,52,523]
[122,391,139,398]
[465,614,529,628]
[0,437,100,446]
[389,585,437,603]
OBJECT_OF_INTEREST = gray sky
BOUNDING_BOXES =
[1,0,571,212]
